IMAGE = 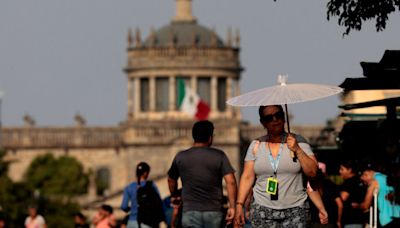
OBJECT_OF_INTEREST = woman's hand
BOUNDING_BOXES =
[286,134,301,154]
[318,209,328,224]
[234,205,245,227]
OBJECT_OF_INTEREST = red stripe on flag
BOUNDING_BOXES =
[195,100,210,120]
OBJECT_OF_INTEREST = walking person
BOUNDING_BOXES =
[338,160,367,228]
[235,105,318,227]
[25,205,47,228]
[309,163,343,228]
[121,162,164,228]
[74,212,89,228]
[167,120,237,227]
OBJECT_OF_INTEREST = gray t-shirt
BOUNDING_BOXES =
[168,146,235,212]
[245,134,314,209]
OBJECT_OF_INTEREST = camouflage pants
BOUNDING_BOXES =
[249,201,311,228]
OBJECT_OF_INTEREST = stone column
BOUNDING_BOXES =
[134,78,140,117]
[127,77,133,119]
[191,75,196,92]
[169,76,176,111]
[211,76,217,113]
[149,76,156,111]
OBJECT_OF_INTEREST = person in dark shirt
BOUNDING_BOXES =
[339,160,367,228]
[167,120,237,227]
[310,163,343,228]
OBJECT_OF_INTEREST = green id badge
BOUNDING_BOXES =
[266,177,278,195]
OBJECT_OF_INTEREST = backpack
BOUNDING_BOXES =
[136,181,165,227]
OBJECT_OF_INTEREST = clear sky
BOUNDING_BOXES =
[1,0,399,126]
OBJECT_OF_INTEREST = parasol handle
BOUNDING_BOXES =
[285,104,297,162]
[284,104,291,133]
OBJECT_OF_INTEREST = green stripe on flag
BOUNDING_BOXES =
[177,79,185,108]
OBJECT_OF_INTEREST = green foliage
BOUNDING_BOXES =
[24,154,89,197]
[0,150,34,227]
[273,0,400,35]
[41,199,81,228]
[327,0,400,35]
[0,182,34,228]
[0,151,88,227]
[0,150,10,176]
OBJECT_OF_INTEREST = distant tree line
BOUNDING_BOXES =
[0,151,89,228]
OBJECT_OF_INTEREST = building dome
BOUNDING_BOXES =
[144,21,224,48]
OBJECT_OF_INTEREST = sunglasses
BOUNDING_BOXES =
[260,111,285,123]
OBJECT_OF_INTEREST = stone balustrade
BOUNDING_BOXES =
[1,127,122,149]
[0,122,241,149]
[123,120,240,145]
[127,47,240,70]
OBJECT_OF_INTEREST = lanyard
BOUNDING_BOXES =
[267,134,286,177]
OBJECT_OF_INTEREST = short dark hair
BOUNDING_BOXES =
[74,212,86,220]
[101,204,113,214]
[258,105,285,120]
[359,162,377,173]
[192,120,214,143]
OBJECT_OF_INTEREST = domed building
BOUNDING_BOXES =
[124,0,242,122]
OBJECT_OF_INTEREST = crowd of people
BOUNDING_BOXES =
[1,105,399,228]
[118,106,398,228]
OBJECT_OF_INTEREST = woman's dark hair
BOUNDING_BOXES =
[136,162,150,185]
[192,120,214,143]
[258,105,285,121]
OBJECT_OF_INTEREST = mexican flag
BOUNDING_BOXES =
[177,79,210,120]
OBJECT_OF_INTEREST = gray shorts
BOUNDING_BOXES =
[250,201,311,228]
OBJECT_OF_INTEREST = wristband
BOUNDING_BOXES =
[236,202,244,206]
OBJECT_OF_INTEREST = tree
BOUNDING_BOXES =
[326,0,400,34]
[0,151,36,227]
[273,0,400,34]
[1,152,87,227]
[24,154,89,198]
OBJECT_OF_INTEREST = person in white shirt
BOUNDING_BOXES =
[25,205,46,228]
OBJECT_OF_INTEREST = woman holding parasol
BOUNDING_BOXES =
[229,76,343,227]
[234,105,318,227]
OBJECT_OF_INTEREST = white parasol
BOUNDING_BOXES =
[226,75,343,133]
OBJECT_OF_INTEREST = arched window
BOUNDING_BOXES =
[95,167,111,196]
